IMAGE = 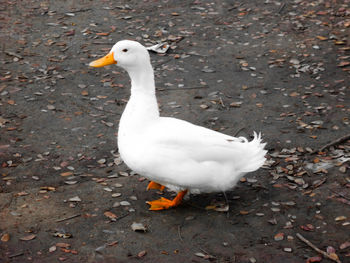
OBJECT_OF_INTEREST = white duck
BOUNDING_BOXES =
[89,40,267,210]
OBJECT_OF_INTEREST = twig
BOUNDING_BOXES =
[198,246,216,259]
[92,105,120,115]
[161,86,209,91]
[178,225,183,242]
[304,168,314,177]
[333,197,350,206]
[312,133,350,154]
[56,214,81,222]
[153,58,173,69]
[296,233,341,263]
[116,213,129,221]
[278,3,286,14]
[328,188,350,201]
[9,251,24,258]
[92,41,111,45]
[69,8,92,13]
[4,51,23,59]
[219,97,226,108]
[233,127,245,137]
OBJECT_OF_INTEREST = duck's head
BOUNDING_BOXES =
[89,40,150,71]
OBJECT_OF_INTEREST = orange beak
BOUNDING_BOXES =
[89,52,117,67]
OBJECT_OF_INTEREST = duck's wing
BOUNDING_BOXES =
[145,117,267,173]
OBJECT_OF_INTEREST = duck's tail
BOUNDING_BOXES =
[239,132,267,173]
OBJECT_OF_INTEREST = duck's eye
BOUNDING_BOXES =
[122,48,128,53]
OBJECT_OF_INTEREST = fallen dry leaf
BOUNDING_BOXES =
[338,61,350,67]
[66,30,75,36]
[335,40,346,45]
[335,216,347,221]
[205,201,229,212]
[289,91,300,97]
[316,36,328,41]
[328,253,339,261]
[16,191,29,196]
[230,101,243,107]
[274,232,284,241]
[1,233,10,242]
[195,252,215,259]
[53,231,73,239]
[104,211,117,221]
[214,204,229,212]
[68,196,81,202]
[138,250,147,258]
[60,171,73,177]
[96,32,110,36]
[81,90,89,96]
[49,246,57,252]
[340,241,350,250]
[306,256,322,263]
[55,242,71,248]
[20,234,36,241]
[40,186,56,191]
[300,224,315,231]
[239,210,250,215]
[107,240,118,246]
[61,248,78,254]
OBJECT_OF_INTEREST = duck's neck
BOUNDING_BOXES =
[121,64,160,127]
[128,64,156,97]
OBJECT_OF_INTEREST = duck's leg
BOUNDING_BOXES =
[147,181,165,191]
[147,190,188,210]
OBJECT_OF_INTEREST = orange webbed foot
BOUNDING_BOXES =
[147,181,165,191]
[147,190,188,211]
[146,197,174,210]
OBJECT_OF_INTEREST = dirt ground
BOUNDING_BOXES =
[1,0,350,262]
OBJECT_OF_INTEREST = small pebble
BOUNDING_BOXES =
[113,202,120,207]
[283,247,292,252]
[95,245,106,253]
[47,105,55,110]
[119,171,129,177]
[271,207,280,212]
[97,159,106,164]
[69,196,81,202]
[131,222,147,232]
[120,201,131,206]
